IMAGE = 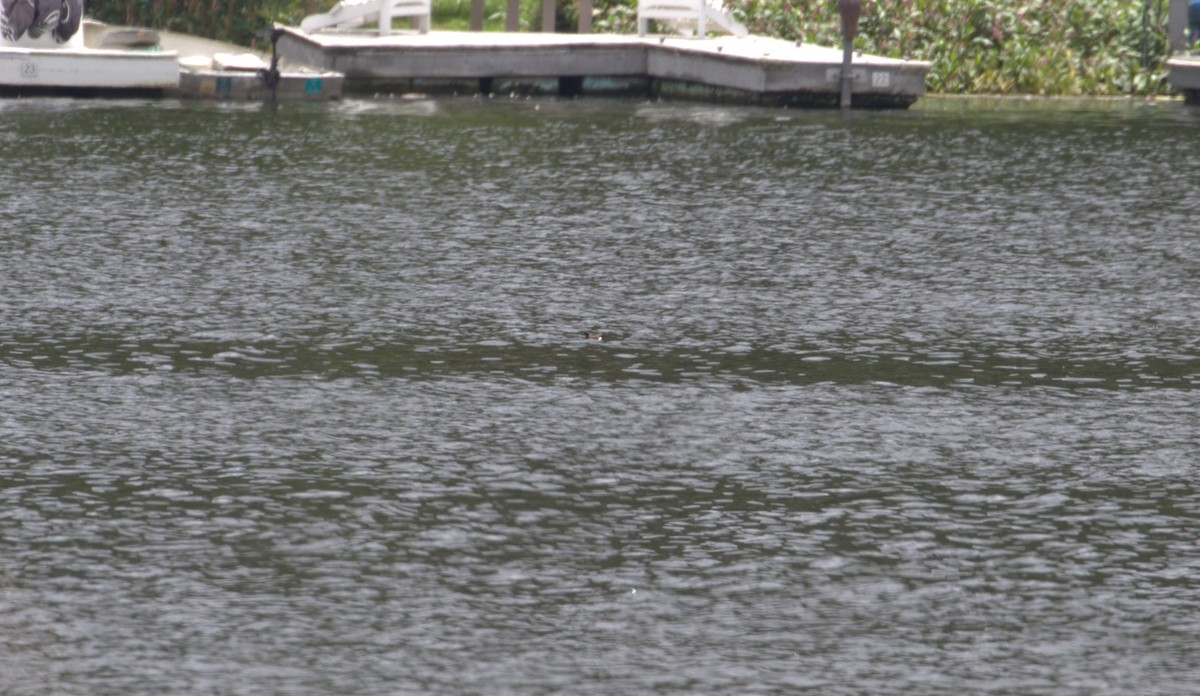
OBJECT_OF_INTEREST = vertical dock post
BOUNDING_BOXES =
[507,0,521,31]
[471,0,485,30]
[837,0,861,109]
[543,0,556,31]
[578,0,592,32]
[1170,0,1189,51]
[379,0,393,35]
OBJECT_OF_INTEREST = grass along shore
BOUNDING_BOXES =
[87,0,1174,96]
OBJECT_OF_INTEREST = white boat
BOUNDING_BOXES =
[0,1,342,100]
[0,1,179,94]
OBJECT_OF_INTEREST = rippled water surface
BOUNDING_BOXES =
[2,95,1200,694]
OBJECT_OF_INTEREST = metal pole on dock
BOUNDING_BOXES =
[507,0,521,31]
[471,0,485,30]
[1170,0,1188,51]
[837,0,861,109]
[578,0,592,32]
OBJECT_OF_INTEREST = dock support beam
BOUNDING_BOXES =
[1170,0,1189,51]
[578,0,592,32]
[837,0,861,109]
[558,76,583,95]
[507,0,521,31]
[839,38,853,108]
[471,0,485,30]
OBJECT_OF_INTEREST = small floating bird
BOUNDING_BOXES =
[583,331,606,342]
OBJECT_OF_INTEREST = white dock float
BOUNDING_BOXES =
[160,29,344,101]
[275,27,930,107]
[1166,55,1200,104]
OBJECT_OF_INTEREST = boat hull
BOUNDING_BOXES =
[0,46,179,91]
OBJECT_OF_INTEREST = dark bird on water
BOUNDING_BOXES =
[583,331,606,341]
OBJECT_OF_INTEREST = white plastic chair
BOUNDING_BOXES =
[637,0,747,37]
[300,0,431,36]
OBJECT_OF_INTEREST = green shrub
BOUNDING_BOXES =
[87,0,327,47]
[729,0,1172,95]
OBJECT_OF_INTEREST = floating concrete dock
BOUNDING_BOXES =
[154,28,344,101]
[1166,55,1200,104]
[275,27,930,107]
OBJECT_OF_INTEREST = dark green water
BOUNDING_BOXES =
[2,95,1199,694]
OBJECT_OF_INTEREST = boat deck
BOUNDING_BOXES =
[276,27,930,107]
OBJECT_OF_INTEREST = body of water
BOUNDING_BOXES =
[2,94,1199,694]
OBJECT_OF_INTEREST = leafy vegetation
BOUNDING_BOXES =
[731,0,1172,95]
[87,1,326,47]
[87,0,1173,95]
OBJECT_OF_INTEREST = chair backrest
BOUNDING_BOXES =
[637,0,746,38]
[300,0,431,36]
